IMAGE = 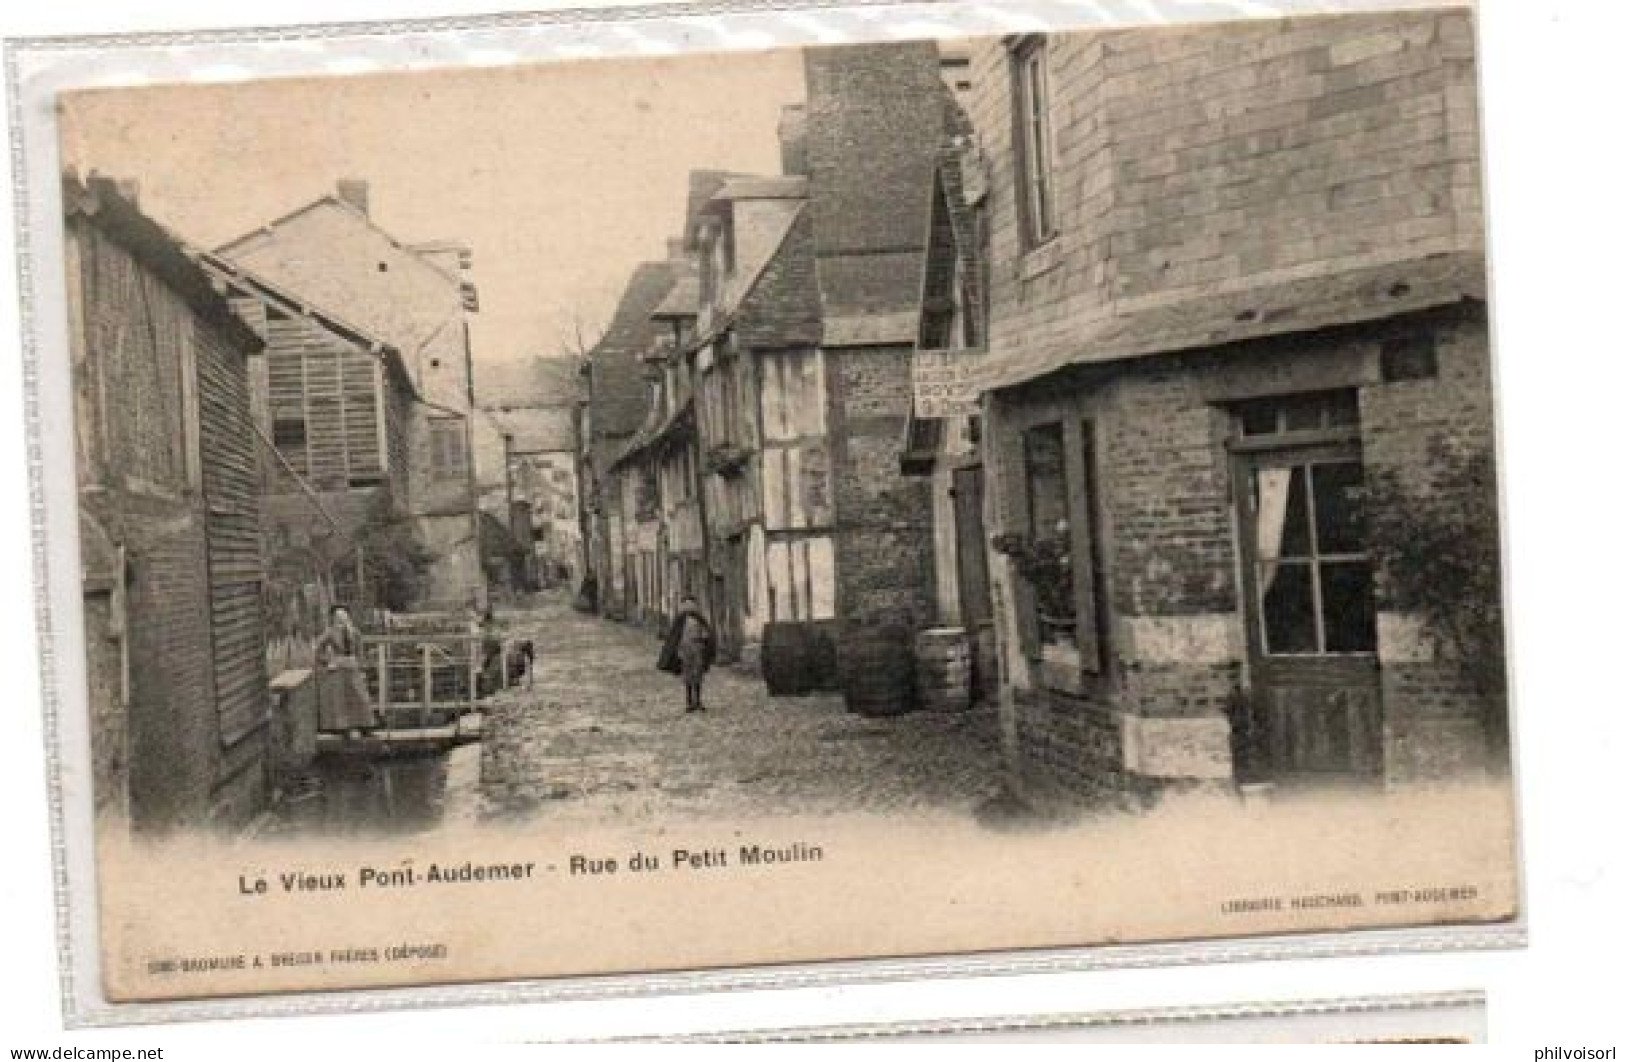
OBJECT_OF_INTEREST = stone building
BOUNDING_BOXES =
[963,11,1497,804]
[66,175,273,834]
[215,181,483,611]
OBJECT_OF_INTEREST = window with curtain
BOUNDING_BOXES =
[1237,390,1375,656]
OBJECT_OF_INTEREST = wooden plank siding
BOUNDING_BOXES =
[195,320,268,744]
[263,312,387,493]
[83,230,194,491]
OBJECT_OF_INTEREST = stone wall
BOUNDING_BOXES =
[826,347,935,627]
[966,10,1483,378]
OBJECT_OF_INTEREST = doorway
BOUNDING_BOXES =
[1232,391,1381,782]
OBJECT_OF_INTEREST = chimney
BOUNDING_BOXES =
[803,44,944,257]
[778,104,808,176]
[336,179,370,217]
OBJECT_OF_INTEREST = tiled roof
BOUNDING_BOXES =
[587,260,675,441]
[974,252,1487,393]
[651,267,699,321]
[737,209,822,351]
[816,252,924,322]
[683,170,736,249]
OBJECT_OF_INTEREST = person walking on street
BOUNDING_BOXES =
[658,595,715,713]
[315,604,380,740]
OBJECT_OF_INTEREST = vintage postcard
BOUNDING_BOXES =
[34,0,1518,1009]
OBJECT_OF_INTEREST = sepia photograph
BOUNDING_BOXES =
[40,0,1519,1005]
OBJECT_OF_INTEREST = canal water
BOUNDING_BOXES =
[274,751,452,837]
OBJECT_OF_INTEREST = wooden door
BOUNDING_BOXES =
[1235,441,1381,782]
[951,466,992,629]
[711,536,745,664]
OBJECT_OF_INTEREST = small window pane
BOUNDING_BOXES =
[1255,466,1312,559]
[1321,560,1377,652]
[1312,461,1367,554]
[1324,390,1360,427]
[1280,396,1325,432]
[1239,403,1277,436]
[1024,423,1068,539]
[1261,561,1317,654]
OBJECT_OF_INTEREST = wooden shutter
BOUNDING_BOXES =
[1012,426,1041,660]
[952,466,993,629]
[1068,419,1102,674]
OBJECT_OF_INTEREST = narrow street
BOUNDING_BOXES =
[472,593,1004,826]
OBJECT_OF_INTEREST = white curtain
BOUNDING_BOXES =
[1255,468,1293,593]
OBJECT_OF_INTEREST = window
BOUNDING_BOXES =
[1236,390,1359,438]
[272,416,307,449]
[1012,37,1057,247]
[1234,391,1375,656]
[1009,419,1106,674]
[1020,423,1073,646]
[1380,330,1439,382]
[428,418,467,477]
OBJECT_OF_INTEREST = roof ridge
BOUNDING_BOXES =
[215,191,469,280]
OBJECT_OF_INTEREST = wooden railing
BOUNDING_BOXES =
[359,633,525,728]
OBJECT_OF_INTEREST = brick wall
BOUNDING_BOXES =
[1361,312,1500,781]
[804,42,946,262]
[988,312,1500,801]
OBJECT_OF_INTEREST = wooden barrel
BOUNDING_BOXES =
[839,624,916,717]
[915,626,972,712]
[763,622,838,696]
[763,622,813,696]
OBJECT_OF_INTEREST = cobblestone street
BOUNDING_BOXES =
[474,593,1004,825]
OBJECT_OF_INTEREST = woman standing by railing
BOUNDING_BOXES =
[315,605,380,741]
